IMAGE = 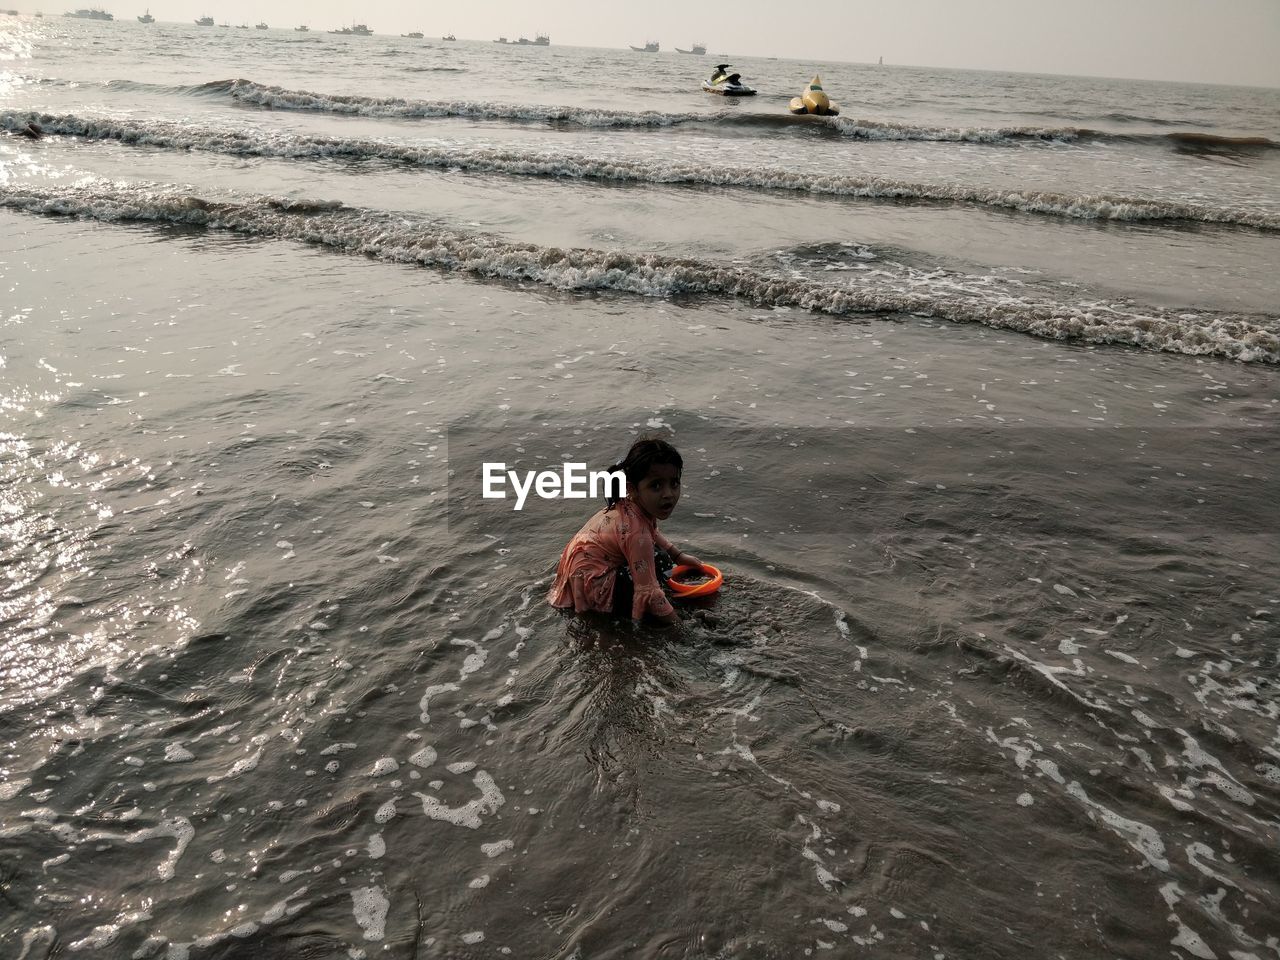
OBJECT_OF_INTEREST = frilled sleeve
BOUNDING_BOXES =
[620,517,675,621]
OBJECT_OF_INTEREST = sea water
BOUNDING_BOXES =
[2,17,1278,959]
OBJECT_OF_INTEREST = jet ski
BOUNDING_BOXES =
[703,64,757,97]
[789,74,839,116]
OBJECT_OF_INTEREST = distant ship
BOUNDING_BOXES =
[401,31,423,38]
[195,15,212,25]
[493,36,507,43]
[329,23,372,35]
[441,33,455,41]
[255,22,267,30]
[676,42,706,55]
[630,40,659,53]
[533,33,549,45]
[137,8,153,23]
[65,7,113,19]
[294,24,308,32]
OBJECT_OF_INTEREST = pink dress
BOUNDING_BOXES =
[547,499,675,620]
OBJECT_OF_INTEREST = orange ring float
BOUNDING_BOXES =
[667,563,723,598]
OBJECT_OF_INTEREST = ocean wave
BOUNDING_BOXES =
[21,77,1280,152]
[222,79,700,126]
[1,181,1275,363]
[218,80,1280,151]
[6,112,1278,231]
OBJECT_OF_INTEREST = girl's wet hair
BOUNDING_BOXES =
[605,437,683,508]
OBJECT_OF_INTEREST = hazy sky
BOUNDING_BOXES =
[137,0,1277,87]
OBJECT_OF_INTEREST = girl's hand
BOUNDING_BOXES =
[679,553,703,569]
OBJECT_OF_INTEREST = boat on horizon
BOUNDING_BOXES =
[676,42,706,55]
[294,24,308,32]
[255,21,267,29]
[329,23,372,35]
[533,33,549,45]
[65,7,113,19]
[401,31,423,38]
[630,40,659,53]
[136,8,153,22]
[194,15,212,25]
[493,36,507,43]
[441,33,455,41]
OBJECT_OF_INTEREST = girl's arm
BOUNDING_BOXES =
[655,530,702,569]
[623,527,677,624]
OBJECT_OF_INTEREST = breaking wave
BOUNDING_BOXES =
[6,111,1277,231]
[21,77,1280,152]
[216,80,1280,150]
[1,181,1275,363]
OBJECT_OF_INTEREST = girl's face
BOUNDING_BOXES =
[631,463,681,521]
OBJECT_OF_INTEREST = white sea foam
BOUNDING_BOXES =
[126,817,195,881]
[419,682,461,723]
[0,777,31,800]
[207,747,264,783]
[1002,647,1115,713]
[1168,916,1217,959]
[1105,649,1141,665]
[408,746,437,767]
[351,886,389,941]
[262,886,309,924]
[413,771,505,829]
[452,637,488,679]
[70,924,122,950]
[1064,781,1168,871]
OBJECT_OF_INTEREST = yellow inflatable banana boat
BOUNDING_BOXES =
[789,75,839,116]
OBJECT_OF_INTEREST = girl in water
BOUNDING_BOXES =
[548,437,703,625]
